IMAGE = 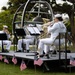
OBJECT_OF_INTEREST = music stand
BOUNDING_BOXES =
[27,27,41,36]
[15,28,26,36]
[0,32,7,52]
[15,28,26,52]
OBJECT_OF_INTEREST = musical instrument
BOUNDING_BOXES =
[39,21,54,38]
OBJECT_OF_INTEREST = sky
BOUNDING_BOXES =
[0,0,8,12]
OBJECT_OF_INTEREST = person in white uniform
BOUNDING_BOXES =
[17,25,35,52]
[17,35,34,52]
[0,25,11,52]
[36,14,66,58]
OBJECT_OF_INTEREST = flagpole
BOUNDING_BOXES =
[20,59,27,71]
[3,57,6,71]
[69,65,72,73]
[34,65,36,75]
[3,56,9,71]
[12,54,17,70]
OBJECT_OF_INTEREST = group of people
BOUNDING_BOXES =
[0,14,66,59]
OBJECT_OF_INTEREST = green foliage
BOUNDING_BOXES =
[1,6,7,11]
[65,21,71,32]
[0,11,13,32]
[53,2,72,15]
[8,0,27,13]
[64,18,75,32]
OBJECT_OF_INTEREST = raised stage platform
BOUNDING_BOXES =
[0,51,75,72]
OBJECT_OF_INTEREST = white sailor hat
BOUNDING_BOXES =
[54,14,62,18]
[3,25,8,28]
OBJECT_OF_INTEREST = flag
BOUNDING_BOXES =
[4,57,9,64]
[70,56,75,66]
[0,55,3,61]
[34,59,43,66]
[20,60,27,71]
[12,55,17,64]
[34,57,43,66]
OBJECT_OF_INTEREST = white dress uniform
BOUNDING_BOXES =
[0,26,11,51]
[38,21,66,55]
[44,21,66,54]
[17,35,34,51]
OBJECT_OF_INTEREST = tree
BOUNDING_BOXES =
[0,11,13,32]
[8,0,27,13]
[1,6,7,11]
[66,0,75,46]
[7,1,12,7]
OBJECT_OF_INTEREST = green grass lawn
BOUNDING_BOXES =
[0,61,75,75]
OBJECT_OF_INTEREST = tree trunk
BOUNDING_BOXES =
[69,7,75,47]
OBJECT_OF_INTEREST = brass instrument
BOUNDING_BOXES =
[39,21,54,38]
[3,28,10,35]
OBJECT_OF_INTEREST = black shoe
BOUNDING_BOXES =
[35,52,39,55]
[6,50,9,52]
[16,50,22,52]
[45,54,50,59]
[26,50,30,53]
[39,54,44,57]
[52,50,57,54]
